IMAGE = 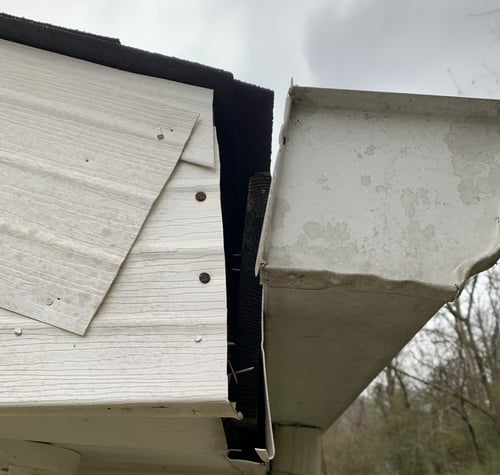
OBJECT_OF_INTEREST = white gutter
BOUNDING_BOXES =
[258,87,500,437]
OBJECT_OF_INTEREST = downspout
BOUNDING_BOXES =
[271,425,322,475]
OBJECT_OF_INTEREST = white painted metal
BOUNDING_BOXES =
[0,39,203,335]
[271,426,322,475]
[258,86,500,430]
[261,309,276,463]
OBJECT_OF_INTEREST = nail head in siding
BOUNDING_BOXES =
[199,272,211,284]
[14,328,22,336]
[196,191,207,202]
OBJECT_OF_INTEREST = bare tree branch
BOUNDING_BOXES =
[388,365,493,420]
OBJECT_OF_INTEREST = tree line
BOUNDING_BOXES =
[322,266,500,475]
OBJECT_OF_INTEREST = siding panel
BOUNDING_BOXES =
[0,152,229,413]
[0,40,200,334]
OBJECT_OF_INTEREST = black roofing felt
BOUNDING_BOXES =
[0,12,273,455]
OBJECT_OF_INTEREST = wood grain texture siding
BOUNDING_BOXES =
[0,153,230,415]
[0,40,200,334]
[0,39,214,168]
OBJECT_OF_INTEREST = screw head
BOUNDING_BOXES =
[46,297,54,306]
[199,272,211,284]
[14,328,22,336]
[195,191,207,202]
[194,335,203,343]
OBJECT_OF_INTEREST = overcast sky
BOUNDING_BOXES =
[2,0,500,154]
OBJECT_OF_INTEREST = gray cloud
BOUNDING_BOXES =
[305,0,500,97]
[2,0,500,155]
